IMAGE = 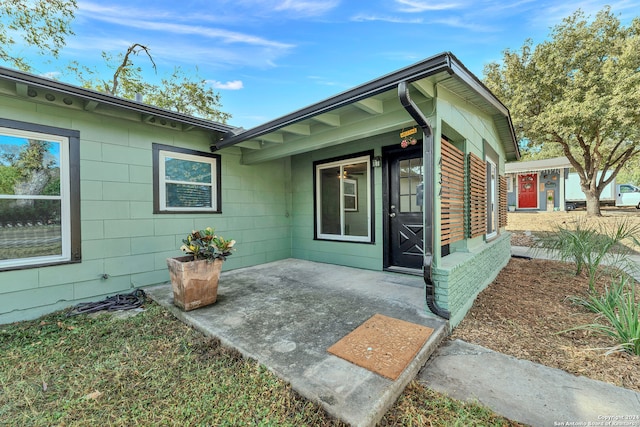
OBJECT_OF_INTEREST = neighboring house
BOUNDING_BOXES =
[0,52,519,327]
[505,157,570,211]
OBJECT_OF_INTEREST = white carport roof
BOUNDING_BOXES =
[505,156,571,174]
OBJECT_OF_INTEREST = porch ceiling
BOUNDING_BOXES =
[232,87,431,164]
[213,52,520,164]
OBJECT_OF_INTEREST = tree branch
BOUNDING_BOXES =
[108,43,156,96]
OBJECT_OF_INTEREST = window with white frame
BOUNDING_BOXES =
[315,154,372,242]
[153,144,221,213]
[486,157,498,239]
[0,120,80,270]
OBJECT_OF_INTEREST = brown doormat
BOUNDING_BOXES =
[327,314,434,381]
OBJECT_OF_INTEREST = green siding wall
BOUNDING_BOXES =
[0,97,291,324]
[290,132,400,270]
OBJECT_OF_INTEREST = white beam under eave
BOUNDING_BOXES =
[84,100,99,111]
[412,80,435,99]
[235,140,263,150]
[16,83,28,97]
[313,113,341,127]
[260,133,284,143]
[282,123,311,135]
[355,98,383,115]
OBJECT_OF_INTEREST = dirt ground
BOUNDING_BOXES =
[450,208,640,392]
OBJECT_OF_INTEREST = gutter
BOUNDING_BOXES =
[0,66,235,135]
[398,81,451,320]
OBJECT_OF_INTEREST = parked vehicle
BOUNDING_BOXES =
[616,183,640,209]
[565,172,640,209]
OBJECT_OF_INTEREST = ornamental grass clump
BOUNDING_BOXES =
[180,227,235,261]
[534,218,640,293]
[569,276,640,356]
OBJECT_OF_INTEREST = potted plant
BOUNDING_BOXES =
[508,205,516,212]
[166,227,235,311]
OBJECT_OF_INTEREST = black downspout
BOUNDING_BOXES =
[398,81,451,320]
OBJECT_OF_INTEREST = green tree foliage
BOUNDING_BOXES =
[141,67,231,123]
[3,140,52,180]
[484,7,640,216]
[0,165,19,194]
[0,0,77,71]
[67,44,231,123]
[0,139,56,198]
[616,155,640,186]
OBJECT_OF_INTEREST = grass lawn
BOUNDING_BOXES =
[0,300,521,426]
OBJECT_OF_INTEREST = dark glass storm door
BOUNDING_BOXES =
[383,144,425,270]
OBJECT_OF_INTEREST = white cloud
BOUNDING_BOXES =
[77,1,293,49]
[90,16,292,49]
[429,17,497,32]
[208,80,244,90]
[69,1,297,69]
[307,75,347,87]
[274,0,340,16]
[351,14,423,24]
[395,0,462,13]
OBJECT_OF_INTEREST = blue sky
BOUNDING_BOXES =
[13,0,640,129]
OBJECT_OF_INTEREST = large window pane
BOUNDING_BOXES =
[399,158,423,213]
[0,199,63,260]
[166,183,212,208]
[315,155,371,242]
[164,157,212,183]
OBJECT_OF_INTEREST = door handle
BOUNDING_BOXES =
[389,213,396,218]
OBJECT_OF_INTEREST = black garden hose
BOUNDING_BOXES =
[68,289,146,316]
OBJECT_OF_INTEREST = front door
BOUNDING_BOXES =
[518,173,538,209]
[384,145,424,270]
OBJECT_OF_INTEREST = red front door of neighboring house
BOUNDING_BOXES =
[518,173,538,208]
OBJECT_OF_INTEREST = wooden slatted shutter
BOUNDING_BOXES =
[499,175,508,228]
[440,138,465,245]
[467,153,486,238]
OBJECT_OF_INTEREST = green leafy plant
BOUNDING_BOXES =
[534,218,640,293]
[180,227,235,261]
[568,276,640,355]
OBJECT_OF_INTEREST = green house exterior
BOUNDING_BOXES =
[0,52,518,327]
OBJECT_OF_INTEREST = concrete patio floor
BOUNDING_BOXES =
[145,258,448,427]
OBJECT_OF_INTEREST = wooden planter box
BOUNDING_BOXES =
[166,256,223,311]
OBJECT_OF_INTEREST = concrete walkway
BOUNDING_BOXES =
[145,259,448,427]
[420,340,640,427]
[418,247,640,427]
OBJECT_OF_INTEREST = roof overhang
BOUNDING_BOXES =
[214,52,520,164]
[506,156,571,174]
[0,66,236,136]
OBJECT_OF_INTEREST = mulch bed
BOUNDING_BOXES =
[450,257,640,392]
